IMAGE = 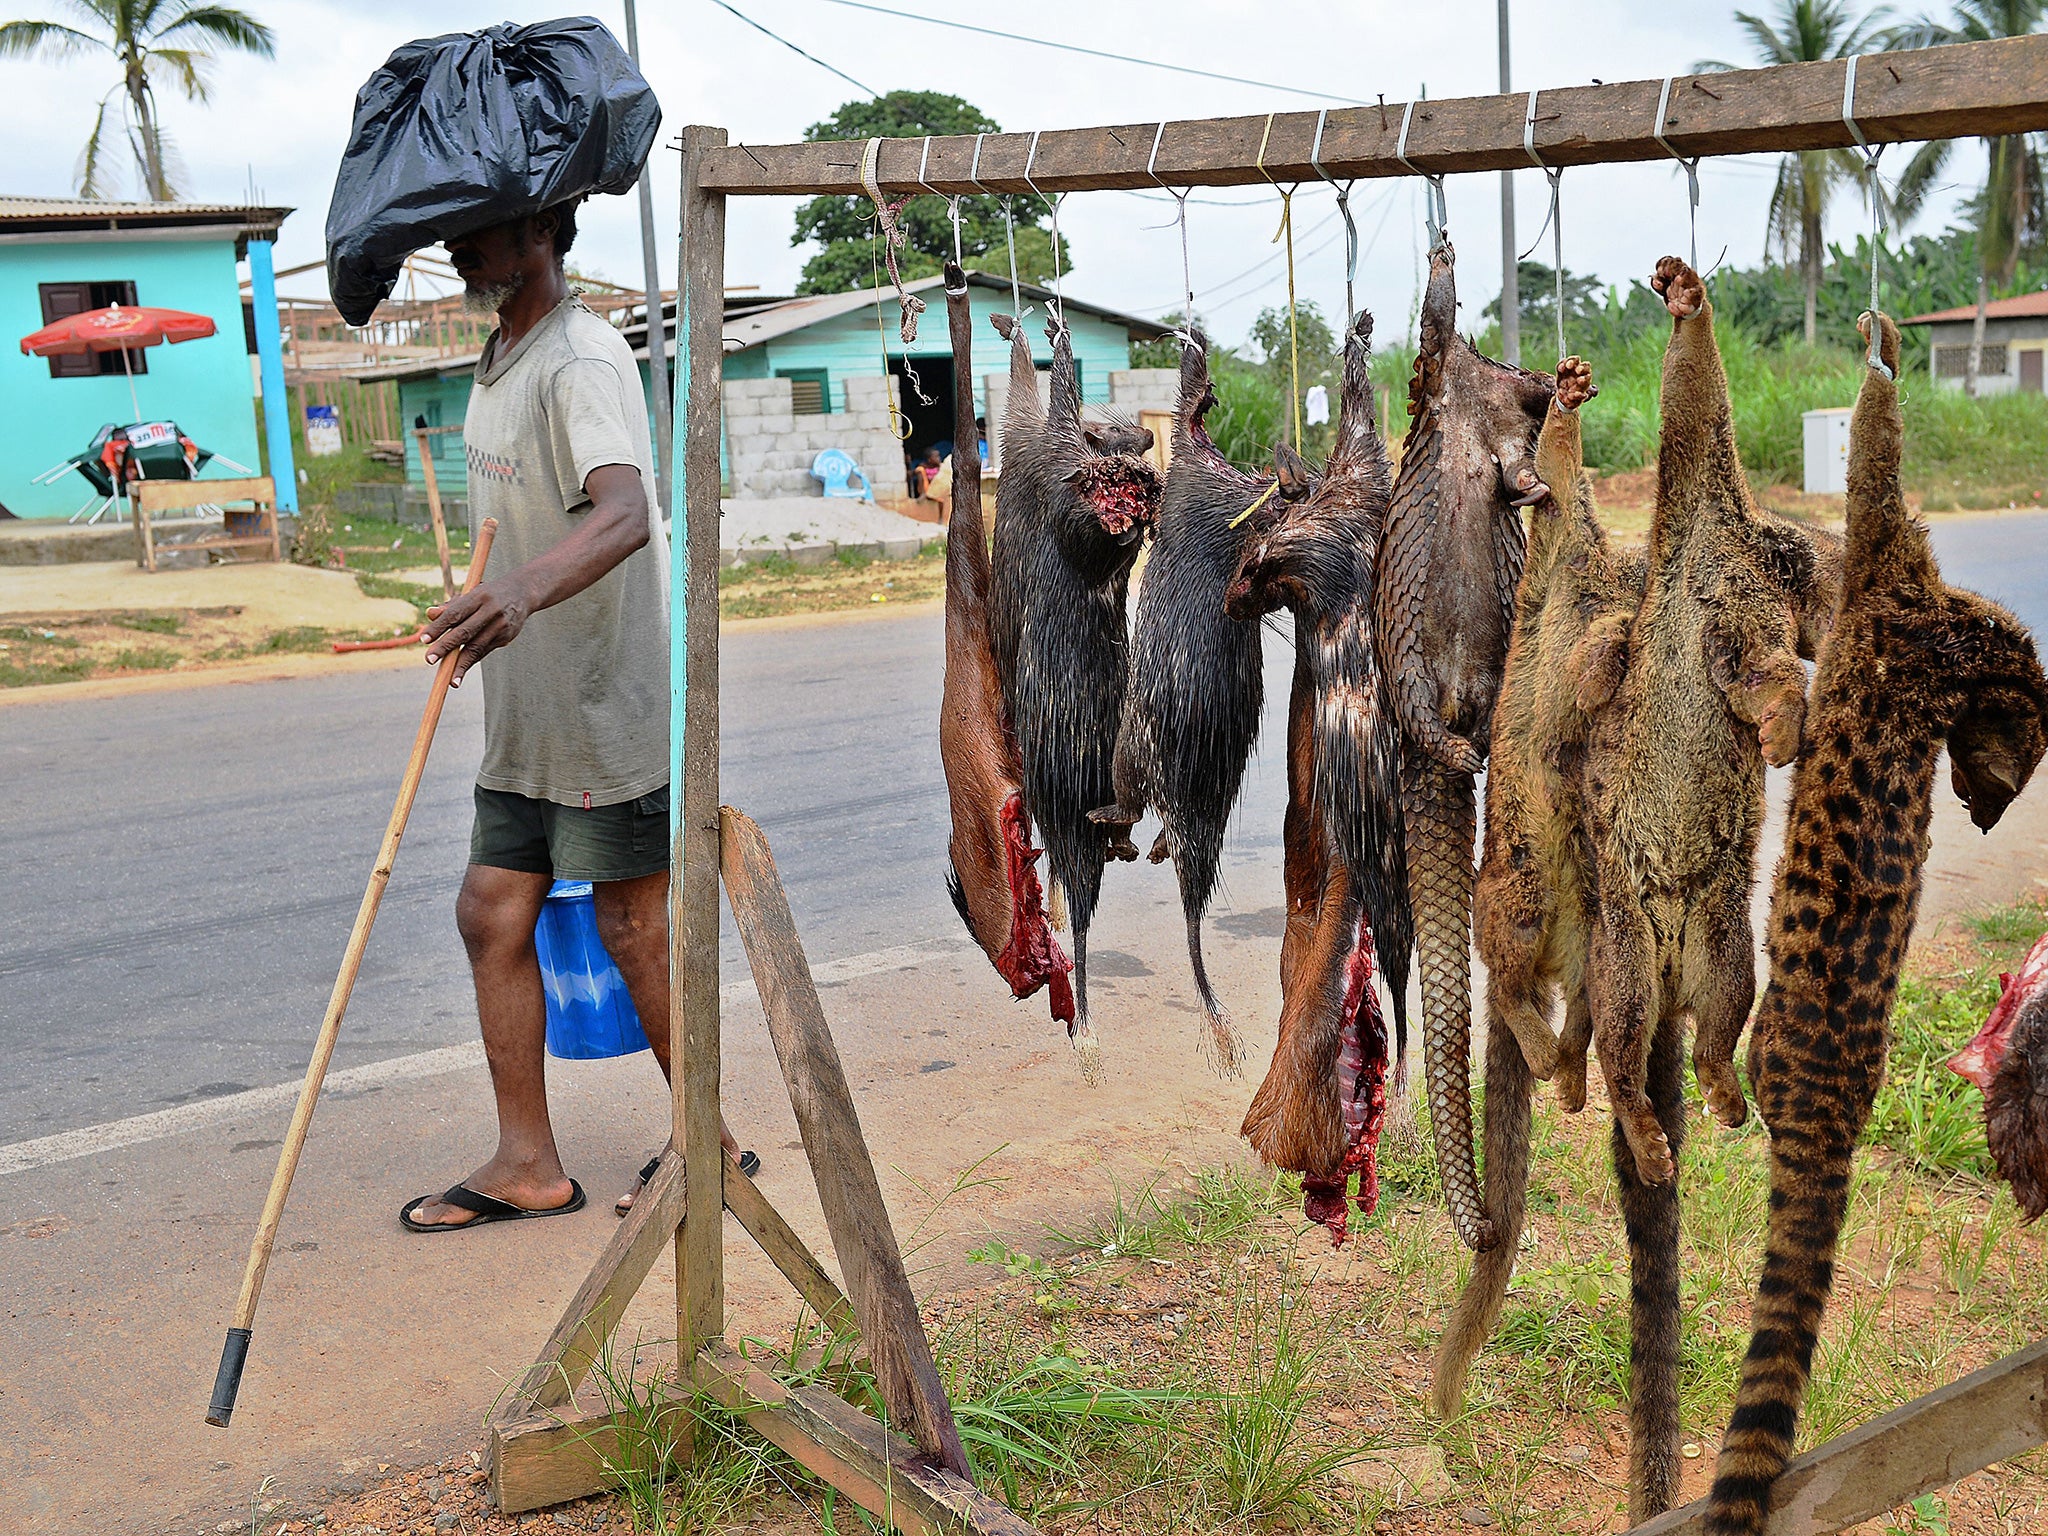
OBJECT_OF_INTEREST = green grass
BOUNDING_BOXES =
[110,646,178,671]
[108,611,182,635]
[0,625,91,687]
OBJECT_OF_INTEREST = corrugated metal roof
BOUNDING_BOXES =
[0,196,291,230]
[1902,290,2048,325]
[345,271,1173,383]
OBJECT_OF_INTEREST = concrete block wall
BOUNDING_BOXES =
[724,375,907,500]
[983,367,1180,472]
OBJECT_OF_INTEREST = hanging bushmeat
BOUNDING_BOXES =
[937,263,1072,1021]
[1090,330,1294,1075]
[1374,239,1553,1253]
[1955,932,2048,1220]
[988,311,1162,1079]
[1227,310,1409,1245]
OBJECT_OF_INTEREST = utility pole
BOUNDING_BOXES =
[623,0,674,519]
[1497,0,1520,366]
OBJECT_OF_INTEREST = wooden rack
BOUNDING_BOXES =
[494,36,2048,1535]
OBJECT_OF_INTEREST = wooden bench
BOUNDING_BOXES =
[131,476,281,574]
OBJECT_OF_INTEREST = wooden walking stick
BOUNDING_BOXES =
[206,517,498,1429]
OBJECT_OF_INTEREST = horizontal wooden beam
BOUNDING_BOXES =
[489,1346,1039,1532]
[1629,1335,2048,1536]
[697,36,2048,196]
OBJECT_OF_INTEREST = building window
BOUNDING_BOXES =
[38,281,148,380]
[778,367,832,414]
[1934,342,2008,378]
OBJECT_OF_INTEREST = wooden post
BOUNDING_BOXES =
[1628,1336,2048,1536]
[413,424,456,599]
[674,124,728,1365]
[720,806,970,1478]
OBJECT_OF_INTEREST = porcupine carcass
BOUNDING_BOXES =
[988,310,1161,1079]
[1089,328,1319,1076]
[937,262,1073,1022]
[1225,309,1411,1245]
[1373,238,1553,1253]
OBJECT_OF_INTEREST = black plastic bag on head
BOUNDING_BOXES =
[325,16,661,325]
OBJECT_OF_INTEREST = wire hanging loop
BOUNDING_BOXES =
[1256,112,1305,454]
[913,133,965,269]
[1843,55,1893,379]
[1395,96,1449,251]
[1022,130,1069,338]
[1310,107,1361,328]
[1148,119,1199,347]
[1522,90,1568,365]
[1653,75,1704,273]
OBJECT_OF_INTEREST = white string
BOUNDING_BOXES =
[1310,106,1360,327]
[1653,76,1703,272]
[1521,89,1566,364]
[1147,120,1198,345]
[1022,129,1067,335]
[1843,55,1893,378]
[1395,96,1447,247]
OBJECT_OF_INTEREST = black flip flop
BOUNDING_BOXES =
[400,1179,586,1233]
[614,1150,763,1217]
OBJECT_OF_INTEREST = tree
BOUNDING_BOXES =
[0,1,276,201]
[1697,0,1891,345]
[1886,0,2047,394]
[1249,300,1340,452]
[790,91,1067,295]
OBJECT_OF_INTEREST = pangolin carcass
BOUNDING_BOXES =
[937,262,1073,1022]
[1226,309,1409,1245]
[988,311,1162,1079]
[1374,238,1553,1253]
[1953,930,2048,1219]
[1090,329,1295,1076]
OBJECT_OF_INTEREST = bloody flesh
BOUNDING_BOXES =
[1301,914,1392,1247]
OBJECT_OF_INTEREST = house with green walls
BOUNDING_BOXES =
[347,272,1171,511]
[0,198,296,519]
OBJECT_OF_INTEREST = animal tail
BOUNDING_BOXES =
[1622,1016,1687,1523]
[1183,906,1243,1077]
[1430,991,1533,1416]
[1703,1123,1856,1535]
[1408,760,1497,1251]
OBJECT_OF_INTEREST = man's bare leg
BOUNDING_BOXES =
[408,864,574,1226]
[594,869,743,1211]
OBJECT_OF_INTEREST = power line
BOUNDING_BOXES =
[807,0,1366,105]
[706,0,878,97]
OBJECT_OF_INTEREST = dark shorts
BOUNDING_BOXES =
[469,784,670,883]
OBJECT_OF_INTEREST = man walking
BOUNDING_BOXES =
[403,200,744,1230]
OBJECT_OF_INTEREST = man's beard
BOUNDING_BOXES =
[461,272,524,316]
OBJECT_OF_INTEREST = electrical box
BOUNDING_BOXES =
[1803,406,1853,495]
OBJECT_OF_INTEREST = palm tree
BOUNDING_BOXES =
[1698,0,1893,344]
[1886,0,2047,394]
[0,2,275,202]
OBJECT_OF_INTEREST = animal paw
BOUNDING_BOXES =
[1757,692,1806,767]
[1146,828,1171,864]
[1553,1057,1588,1114]
[1555,355,1597,412]
[1652,256,1704,320]
[1103,828,1140,862]
[1696,1059,1750,1129]
[1621,1116,1676,1185]
[1431,732,1485,775]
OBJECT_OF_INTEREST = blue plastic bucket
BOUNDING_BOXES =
[535,880,650,1060]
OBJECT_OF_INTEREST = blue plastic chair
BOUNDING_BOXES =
[810,447,873,501]
[534,881,650,1059]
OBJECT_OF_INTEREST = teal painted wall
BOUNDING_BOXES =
[1,235,261,518]
[393,288,1135,497]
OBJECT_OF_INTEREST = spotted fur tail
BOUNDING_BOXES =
[1704,1125,1857,1535]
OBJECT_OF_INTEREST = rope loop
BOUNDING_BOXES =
[859,137,925,346]
[1257,113,1305,453]
[1395,97,1448,249]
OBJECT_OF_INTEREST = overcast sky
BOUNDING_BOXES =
[0,0,1983,353]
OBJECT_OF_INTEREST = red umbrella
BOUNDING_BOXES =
[19,303,219,422]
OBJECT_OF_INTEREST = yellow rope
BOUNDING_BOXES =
[1229,478,1281,529]
[1257,113,1303,455]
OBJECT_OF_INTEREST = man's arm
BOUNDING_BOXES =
[422,463,649,684]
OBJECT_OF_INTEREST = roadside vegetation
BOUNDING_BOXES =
[292,902,2048,1536]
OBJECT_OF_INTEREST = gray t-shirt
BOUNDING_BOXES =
[463,297,668,807]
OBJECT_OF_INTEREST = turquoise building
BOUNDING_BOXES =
[350,272,1169,505]
[0,198,296,519]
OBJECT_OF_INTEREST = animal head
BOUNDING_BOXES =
[1225,310,1390,622]
[1942,591,2048,832]
[1065,443,1161,543]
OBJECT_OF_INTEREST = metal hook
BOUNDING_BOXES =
[1147,119,1198,344]
[1653,76,1703,272]
[1843,56,1893,377]
[1023,129,1067,335]
[1311,106,1360,327]
[1396,96,1447,248]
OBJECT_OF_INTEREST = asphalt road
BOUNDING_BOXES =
[1,510,2042,1146]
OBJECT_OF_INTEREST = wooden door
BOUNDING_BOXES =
[2021,348,2043,393]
